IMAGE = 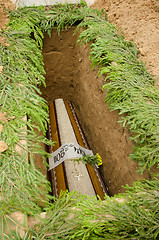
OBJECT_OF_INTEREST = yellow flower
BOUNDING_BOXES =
[96,153,102,166]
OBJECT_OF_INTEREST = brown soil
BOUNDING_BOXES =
[92,0,159,82]
[42,28,150,195]
[0,0,14,45]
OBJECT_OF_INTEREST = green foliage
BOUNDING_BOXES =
[29,180,158,239]
[0,3,158,239]
[74,154,101,166]
[0,5,53,234]
[2,183,159,239]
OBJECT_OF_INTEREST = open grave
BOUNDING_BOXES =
[40,28,150,196]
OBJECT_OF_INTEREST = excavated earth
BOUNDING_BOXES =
[0,0,159,195]
[92,0,159,81]
[41,28,149,195]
